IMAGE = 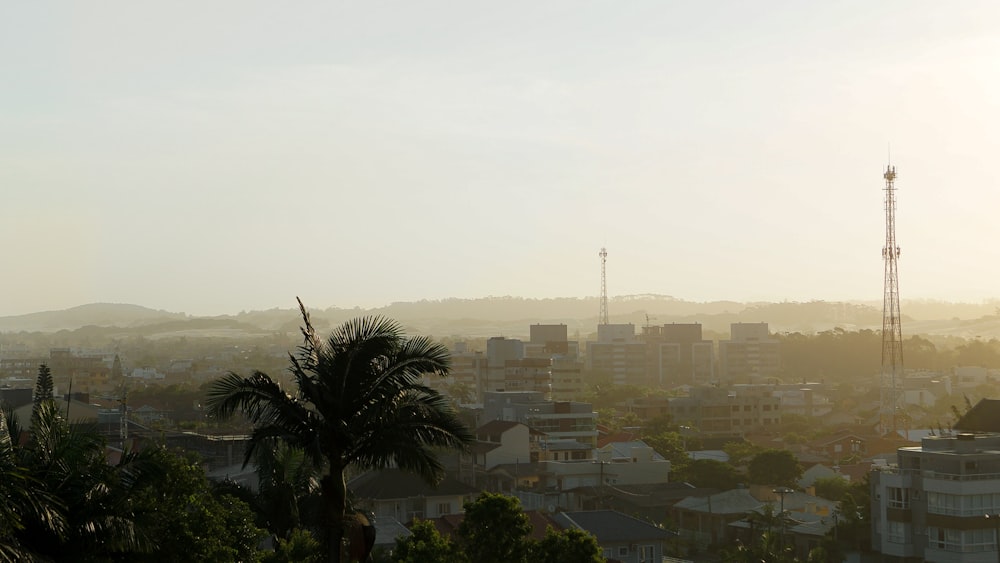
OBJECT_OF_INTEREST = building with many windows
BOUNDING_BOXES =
[587,324,647,387]
[871,432,1000,561]
[718,323,781,383]
[668,386,781,437]
[482,391,598,447]
[640,323,714,387]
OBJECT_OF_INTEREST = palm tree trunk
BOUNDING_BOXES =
[323,470,348,563]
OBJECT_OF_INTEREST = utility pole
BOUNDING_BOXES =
[773,487,793,552]
[880,162,904,437]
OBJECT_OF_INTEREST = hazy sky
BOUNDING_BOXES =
[3,2,1000,317]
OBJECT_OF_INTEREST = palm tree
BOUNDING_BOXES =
[207,300,474,562]
[0,405,66,562]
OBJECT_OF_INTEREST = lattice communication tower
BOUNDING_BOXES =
[880,163,904,437]
[599,247,609,325]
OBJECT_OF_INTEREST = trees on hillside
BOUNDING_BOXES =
[207,301,474,563]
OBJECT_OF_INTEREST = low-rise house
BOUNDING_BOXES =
[672,488,837,547]
[728,508,835,560]
[473,420,538,470]
[803,430,867,463]
[349,469,480,522]
[551,509,675,563]
[797,463,843,489]
[570,482,706,523]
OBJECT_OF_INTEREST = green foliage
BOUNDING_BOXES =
[207,304,474,563]
[723,506,798,562]
[748,449,802,487]
[33,364,53,406]
[128,448,264,563]
[530,526,604,563]
[835,474,872,551]
[392,519,464,563]
[723,440,764,468]
[263,528,323,563]
[457,493,532,563]
[643,432,690,465]
[812,475,850,502]
[1,398,262,561]
[251,441,322,540]
[674,458,740,490]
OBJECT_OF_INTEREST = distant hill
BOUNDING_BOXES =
[2,297,1000,339]
[0,303,186,333]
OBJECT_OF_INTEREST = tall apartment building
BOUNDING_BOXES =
[526,324,584,400]
[718,323,780,383]
[668,386,781,437]
[871,432,1000,561]
[641,323,715,387]
[485,337,525,395]
[440,343,487,403]
[526,324,570,357]
[587,324,647,387]
[502,358,552,395]
[549,356,584,401]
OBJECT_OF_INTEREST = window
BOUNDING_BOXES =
[886,521,907,544]
[888,487,909,509]
[618,546,629,557]
[927,527,993,552]
[928,492,1000,516]
[437,502,450,515]
[639,545,655,562]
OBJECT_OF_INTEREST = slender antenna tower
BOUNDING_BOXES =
[880,163,904,437]
[599,247,609,325]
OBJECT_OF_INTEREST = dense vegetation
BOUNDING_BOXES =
[0,366,262,562]
[207,304,474,563]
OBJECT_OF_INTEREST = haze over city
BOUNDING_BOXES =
[4,1,1000,317]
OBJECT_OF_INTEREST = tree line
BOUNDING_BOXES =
[778,328,1000,382]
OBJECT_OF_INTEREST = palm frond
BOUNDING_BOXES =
[347,388,474,482]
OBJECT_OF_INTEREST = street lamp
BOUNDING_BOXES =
[772,487,793,515]
[773,487,794,552]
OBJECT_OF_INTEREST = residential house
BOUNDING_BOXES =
[551,510,675,563]
[349,469,480,523]
[672,488,836,547]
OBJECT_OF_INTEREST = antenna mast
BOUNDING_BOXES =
[599,247,609,325]
[880,163,904,437]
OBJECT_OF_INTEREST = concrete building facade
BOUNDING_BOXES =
[718,322,781,383]
[587,324,647,387]
[872,432,1000,562]
[641,323,715,387]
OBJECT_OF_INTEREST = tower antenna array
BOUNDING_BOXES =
[599,247,609,325]
[880,163,904,437]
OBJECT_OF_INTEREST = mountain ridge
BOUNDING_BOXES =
[1,297,999,338]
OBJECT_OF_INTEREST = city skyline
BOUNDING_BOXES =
[4,2,1000,317]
